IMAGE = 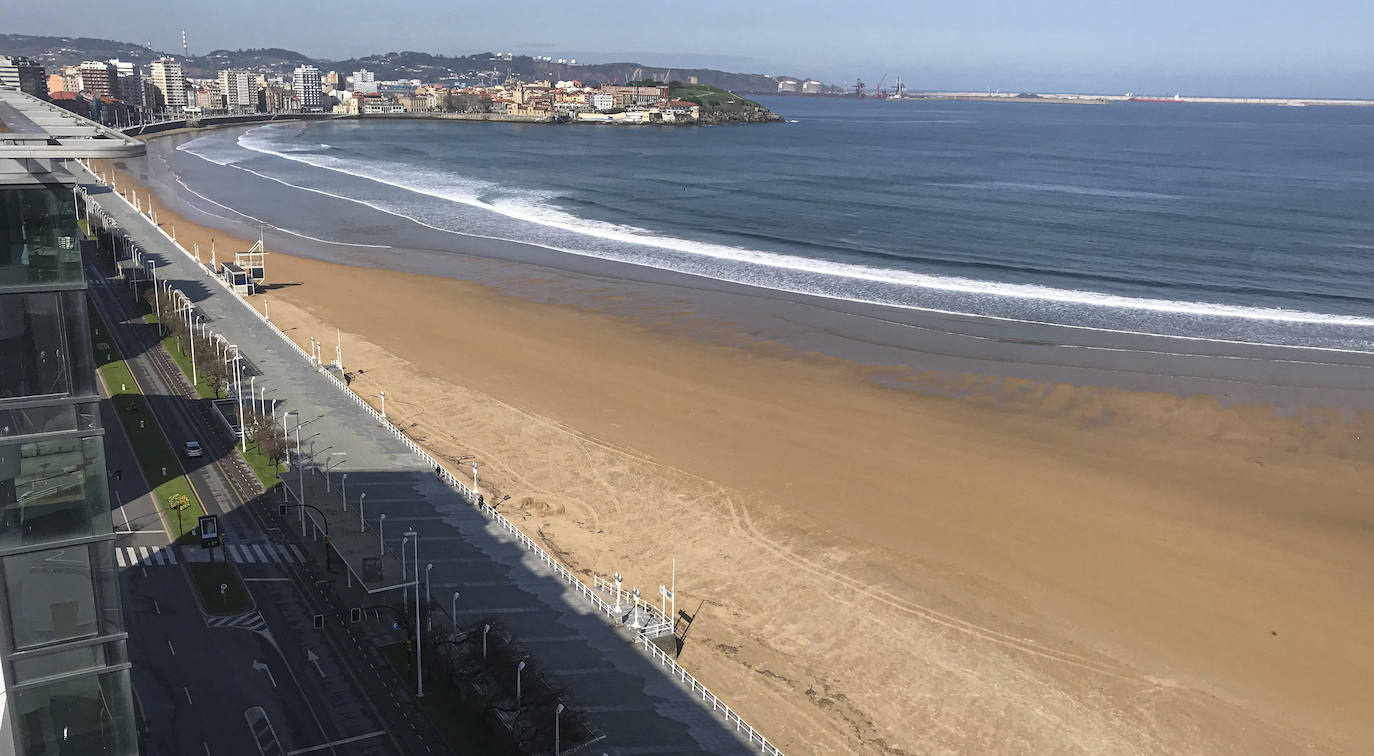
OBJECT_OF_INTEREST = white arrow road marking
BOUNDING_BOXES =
[306,648,325,679]
[251,660,277,688]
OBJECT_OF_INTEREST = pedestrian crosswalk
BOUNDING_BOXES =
[115,545,177,566]
[223,543,305,564]
[115,543,306,567]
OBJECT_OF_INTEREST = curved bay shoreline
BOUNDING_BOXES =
[89,119,1374,754]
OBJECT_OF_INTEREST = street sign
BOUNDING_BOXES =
[198,515,219,548]
[313,614,325,629]
[349,608,362,623]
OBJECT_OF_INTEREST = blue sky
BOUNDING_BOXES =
[14,0,1374,97]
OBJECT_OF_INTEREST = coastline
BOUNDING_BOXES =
[93,135,1374,754]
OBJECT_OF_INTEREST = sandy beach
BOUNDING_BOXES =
[91,151,1374,754]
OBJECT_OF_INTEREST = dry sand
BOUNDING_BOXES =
[95,158,1374,755]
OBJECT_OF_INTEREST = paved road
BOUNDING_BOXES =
[86,165,771,754]
[89,248,440,756]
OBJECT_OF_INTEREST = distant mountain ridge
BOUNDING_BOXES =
[1,34,788,94]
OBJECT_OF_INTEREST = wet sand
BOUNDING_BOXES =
[92,153,1374,755]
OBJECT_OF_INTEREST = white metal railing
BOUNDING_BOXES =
[80,164,783,755]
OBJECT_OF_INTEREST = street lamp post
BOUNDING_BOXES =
[378,513,386,556]
[341,473,348,511]
[147,261,160,331]
[379,390,386,421]
[233,347,246,452]
[426,563,434,631]
[516,660,526,709]
[401,536,409,612]
[295,418,305,536]
[452,591,460,631]
[406,529,422,698]
[556,703,565,756]
[359,492,366,532]
[187,314,198,386]
[483,623,490,659]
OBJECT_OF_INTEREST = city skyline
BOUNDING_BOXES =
[8,0,1374,98]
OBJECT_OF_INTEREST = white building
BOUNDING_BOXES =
[218,69,254,112]
[591,92,615,111]
[293,65,323,111]
[149,58,186,111]
[352,68,377,94]
[802,79,824,95]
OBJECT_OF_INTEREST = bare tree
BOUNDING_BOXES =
[200,355,229,398]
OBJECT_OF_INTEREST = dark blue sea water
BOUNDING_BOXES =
[171,96,1374,351]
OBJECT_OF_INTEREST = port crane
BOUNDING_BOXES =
[853,78,865,98]
[876,74,887,99]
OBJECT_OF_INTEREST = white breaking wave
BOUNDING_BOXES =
[178,134,246,166]
[229,124,1374,334]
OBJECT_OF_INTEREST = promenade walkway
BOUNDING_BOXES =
[80,169,776,755]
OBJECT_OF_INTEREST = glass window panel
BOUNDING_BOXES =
[0,292,69,400]
[90,539,123,637]
[13,668,137,756]
[0,403,77,438]
[0,435,111,548]
[10,642,107,682]
[59,290,95,398]
[3,545,98,649]
[0,186,83,288]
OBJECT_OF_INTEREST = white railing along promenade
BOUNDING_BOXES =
[77,165,784,756]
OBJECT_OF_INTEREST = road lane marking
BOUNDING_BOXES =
[137,546,150,563]
[184,687,193,705]
[284,730,386,755]
[252,544,270,563]
[115,549,127,567]
[167,640,175,656]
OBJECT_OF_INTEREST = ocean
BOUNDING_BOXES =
[166,96,1374,352]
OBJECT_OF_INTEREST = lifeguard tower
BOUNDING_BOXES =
[218,239,267,297]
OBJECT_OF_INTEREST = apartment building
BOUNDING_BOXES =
[108,60,144,108]
[0,87,145,756]
[76,61,117,98]
[292,65,323,111]
[217,69,254,113]
[0,57,48,100]
[149,58,187,111]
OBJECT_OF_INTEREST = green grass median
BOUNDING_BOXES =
[188,561,252,615]
[145,310,283,490]
[90,305,205,543]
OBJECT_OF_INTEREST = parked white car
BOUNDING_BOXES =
[184,441,203,458]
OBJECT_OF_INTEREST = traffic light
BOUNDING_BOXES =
[313,614,325,629]
[278,503,288,516]
[322,534,330,544]
[350,607,362,623]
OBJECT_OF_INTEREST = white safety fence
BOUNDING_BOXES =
[78,165,784,756]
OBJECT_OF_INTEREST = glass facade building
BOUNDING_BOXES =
[0,88,145,755]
